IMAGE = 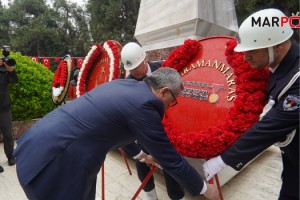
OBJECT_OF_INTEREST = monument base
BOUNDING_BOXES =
[184,150,266,187]
[184,157,238,186]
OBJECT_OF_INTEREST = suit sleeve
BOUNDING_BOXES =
[122,142,142,158]
[128,99,204,196]
[221,80,299,170]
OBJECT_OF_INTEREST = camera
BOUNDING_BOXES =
[0,45,16,71]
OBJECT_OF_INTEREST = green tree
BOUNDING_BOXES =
[5,0,92,57]
[53,0,92,56]
[87,0,141,45]
[0,1,10,46]
[5,0,63,56]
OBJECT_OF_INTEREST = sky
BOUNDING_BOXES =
[1,0,87,7]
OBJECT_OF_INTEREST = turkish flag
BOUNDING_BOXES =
[54,57,61,62]
[42,57,51,69]
[76,58,84,68]
[31,57,39,62]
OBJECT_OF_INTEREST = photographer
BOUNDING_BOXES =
[0,46,18,172]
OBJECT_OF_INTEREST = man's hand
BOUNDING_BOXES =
[143,155,158,166]
[6,65,15,72]
[203,156,227,181]
[203,182,221,200]
[0,60,15,72]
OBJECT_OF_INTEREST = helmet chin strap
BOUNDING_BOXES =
[268,47,275,65]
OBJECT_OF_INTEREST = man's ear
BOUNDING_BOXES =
[274,44,282,52]
[159,87,169,97]
[274,40,289,52]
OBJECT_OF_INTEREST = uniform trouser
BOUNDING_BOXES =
[279,190,299,200]
[136,149,184,200]
[0,109,14,159]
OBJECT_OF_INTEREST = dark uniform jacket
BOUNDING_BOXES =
[125,61,162,82]
[14,79,204,200]
[221,44,299,199]
[0,69,18,110]
[123,61,162,157]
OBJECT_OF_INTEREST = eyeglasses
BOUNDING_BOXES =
[168,90,178,107]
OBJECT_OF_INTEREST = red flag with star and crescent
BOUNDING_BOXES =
[31,57,39,62]
[76,58,84,68]
[42,57,51,69]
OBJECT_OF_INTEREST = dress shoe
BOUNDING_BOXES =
[8,157,16,166]
[0,165,3,173]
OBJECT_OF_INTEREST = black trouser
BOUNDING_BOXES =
[136,147,184,200]
[0,109,14,159]
[278,185,299,200]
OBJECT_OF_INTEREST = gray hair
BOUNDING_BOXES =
[144,67,183,94]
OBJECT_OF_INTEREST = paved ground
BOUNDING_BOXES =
[0,142,282,200]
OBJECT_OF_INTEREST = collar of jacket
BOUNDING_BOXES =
[268,43,299,93]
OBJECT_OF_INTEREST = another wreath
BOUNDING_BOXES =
[76,41,123,97]
[76,43,103,97]
[162,39,270,159]
[52,55,72,105]
[103,40,123,81]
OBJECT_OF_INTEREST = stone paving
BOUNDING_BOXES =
[0,142,282,200]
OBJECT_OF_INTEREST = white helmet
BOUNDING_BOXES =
[121,42,146,70]
[234,8,294,52]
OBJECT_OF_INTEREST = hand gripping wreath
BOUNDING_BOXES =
[52,55,72,105]
[162,38,270,159]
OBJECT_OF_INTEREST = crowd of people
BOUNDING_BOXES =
[0,8,298,200]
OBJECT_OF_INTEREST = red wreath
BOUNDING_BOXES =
[52,60,68,88]
[103,40,123,81]
[162,39,270,159]
[76,41,123,97]
[76,43,103,97]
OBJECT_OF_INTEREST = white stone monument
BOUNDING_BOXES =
[135,0,238,51]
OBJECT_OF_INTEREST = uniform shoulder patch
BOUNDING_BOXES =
[283,95,300,111]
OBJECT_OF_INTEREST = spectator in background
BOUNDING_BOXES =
[0,46,19,172]
[67,68,80,99]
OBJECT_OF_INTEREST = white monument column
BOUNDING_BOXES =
[135,0,238,51]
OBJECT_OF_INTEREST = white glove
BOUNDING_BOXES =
[203,156,227,181]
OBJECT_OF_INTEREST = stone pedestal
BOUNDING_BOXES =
[184,157,238,186]
[135,0,238,51]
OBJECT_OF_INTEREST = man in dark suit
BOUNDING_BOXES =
[204,8,299,200]
[14,67,220,200]
[121,42,184,200]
